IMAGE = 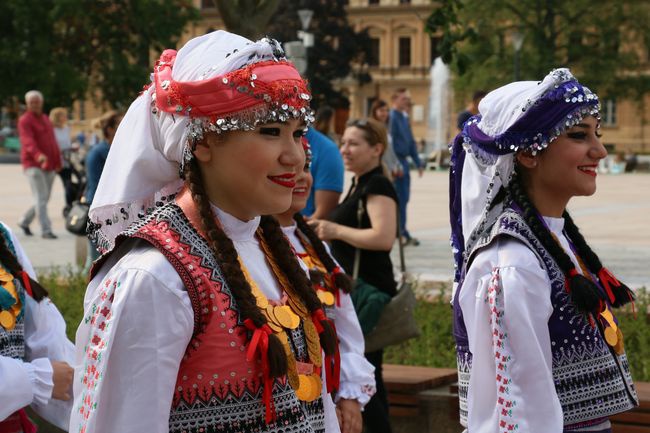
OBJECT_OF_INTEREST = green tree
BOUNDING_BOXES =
[267,0,372,110]
[426,0,650,102]
[213,0,280,40]
[0,0,199,110]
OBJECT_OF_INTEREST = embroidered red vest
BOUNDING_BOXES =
[109,194,325,433]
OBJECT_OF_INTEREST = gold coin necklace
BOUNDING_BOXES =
[296,231,336,307]
[238,231,323,402]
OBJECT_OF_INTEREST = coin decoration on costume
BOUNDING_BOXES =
[238,232,324,402]
[0,266,21,330]
[296,231,337,307]
[599,307,619,347]
[549,231,626,352]
[613,327,625,355]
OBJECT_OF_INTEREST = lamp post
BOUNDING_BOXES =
[511,30,525,81]
[297,8,314,46]
[284,8,314,75]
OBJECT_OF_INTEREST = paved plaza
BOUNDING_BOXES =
[0,161,649,288]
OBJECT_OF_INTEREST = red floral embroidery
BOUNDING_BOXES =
[486,269,519,433]
[77,278,119,431]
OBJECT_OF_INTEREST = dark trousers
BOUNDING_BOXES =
[363,349,392,433]
[393,159,411,239]
[59,167,75,207]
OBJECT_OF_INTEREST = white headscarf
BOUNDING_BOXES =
[89,31,286,252]
[450,68,600,291]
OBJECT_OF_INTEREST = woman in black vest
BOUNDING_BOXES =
[310,118,398,433]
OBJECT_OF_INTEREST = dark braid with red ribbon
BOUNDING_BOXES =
[258,215,338,357]
[508,171,605,316]
[293,212,352,294]
[562,211,634,307]
[0,229,48,302]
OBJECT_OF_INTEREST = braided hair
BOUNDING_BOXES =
[258,215,338,355]
[507,171,606,315]
[185,157,287,377]
[184,158,338,376]
[562,211,634,307]
[0,230,48,302]
[293,213,352,294]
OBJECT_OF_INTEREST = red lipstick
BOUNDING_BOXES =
[268,173,296,188]
[578,164,598,177]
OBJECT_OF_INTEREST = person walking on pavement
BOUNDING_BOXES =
[389,89,423,246]
[17,90,61,239]
[370,99,402,180]
[50,107,75,216]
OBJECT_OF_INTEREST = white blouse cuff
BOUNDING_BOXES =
[336,382,376,407]
[25,358,54,406]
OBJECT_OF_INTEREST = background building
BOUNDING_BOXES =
[345,0,440,149]
[63,0,649,155]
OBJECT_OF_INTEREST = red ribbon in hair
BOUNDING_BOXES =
[20,271,33,298]
[311,309,341,392]
[153,49,310,120]
[331,266,344,306]
[244,319,276,424]
[564,268,580,293]
[597,267,621,305]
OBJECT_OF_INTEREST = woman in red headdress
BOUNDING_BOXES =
[70,31,340,433]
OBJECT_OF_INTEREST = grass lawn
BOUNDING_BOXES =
[28,270,650,431]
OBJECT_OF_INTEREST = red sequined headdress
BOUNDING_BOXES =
[151,48,313,144]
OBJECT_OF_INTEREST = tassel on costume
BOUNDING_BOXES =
[598,267,635,308]
[565,268,605,316]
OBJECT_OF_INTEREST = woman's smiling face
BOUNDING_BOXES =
[518,116,607,214]
[196,119,306,220]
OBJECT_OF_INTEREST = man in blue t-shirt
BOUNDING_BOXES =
[301,127,344,219]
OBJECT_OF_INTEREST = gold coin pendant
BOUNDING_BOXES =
[604,326,618,347]
[0,311,16,330]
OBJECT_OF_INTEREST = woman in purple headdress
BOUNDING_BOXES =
[450,69,638,433]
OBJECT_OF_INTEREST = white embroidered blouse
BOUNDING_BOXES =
[458,216,610,433]
[69,207,342,433]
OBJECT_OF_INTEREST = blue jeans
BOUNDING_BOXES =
[393,158,411,239]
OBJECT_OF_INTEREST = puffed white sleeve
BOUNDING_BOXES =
[333,292,376,407]
[459,240,563,433]
[0,355,50,421]
[69,249,194,433]
[321,242,376,407]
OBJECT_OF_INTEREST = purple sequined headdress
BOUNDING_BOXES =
[449,68,600,286]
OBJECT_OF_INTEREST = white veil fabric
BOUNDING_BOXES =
[89,31,286,253]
